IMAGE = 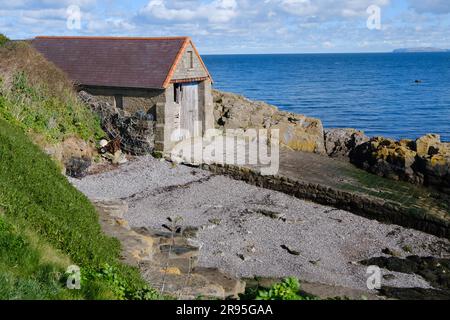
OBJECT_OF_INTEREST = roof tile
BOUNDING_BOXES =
[32,36,192,89]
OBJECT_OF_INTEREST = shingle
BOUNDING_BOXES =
[32,36,190,89]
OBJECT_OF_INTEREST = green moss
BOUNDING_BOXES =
[339,165,449,220]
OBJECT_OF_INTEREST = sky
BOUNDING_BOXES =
[1,0,449,54]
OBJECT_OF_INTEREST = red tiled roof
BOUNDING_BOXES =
[32,36,210,89]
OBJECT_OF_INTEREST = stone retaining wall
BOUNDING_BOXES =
[200,163,450,239]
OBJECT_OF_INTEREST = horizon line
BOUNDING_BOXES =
[202,50,449,56]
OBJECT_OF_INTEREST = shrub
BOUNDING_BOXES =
[255,277,314,301]
[0,34,9,47]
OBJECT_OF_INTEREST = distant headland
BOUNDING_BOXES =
[393,47,449,53]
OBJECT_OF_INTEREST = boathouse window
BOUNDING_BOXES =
[114,95,123,109]
[188,51,194,69]
[174,83,182,104]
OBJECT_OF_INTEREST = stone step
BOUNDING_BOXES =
[193,267,246,299]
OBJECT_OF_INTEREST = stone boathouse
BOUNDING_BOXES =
[32,36,214,152]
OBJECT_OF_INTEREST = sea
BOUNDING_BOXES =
[203,53,450,142]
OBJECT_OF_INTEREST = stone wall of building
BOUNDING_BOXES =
[172,43,208,81]
[79,81,217,153]
[155,84,177,152]
[81,86,165,117]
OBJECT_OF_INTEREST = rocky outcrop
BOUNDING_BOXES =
[213,90,326,154]
[415,135,450,192]
[350,137,421,184]
[324,128,369,158]
[350,134,450,192]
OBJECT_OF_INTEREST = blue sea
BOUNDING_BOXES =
[203,53,450,142]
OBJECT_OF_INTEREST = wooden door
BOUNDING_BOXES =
[180,82,199,137]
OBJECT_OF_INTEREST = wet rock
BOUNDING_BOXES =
[325,128,369,158]
[379,287,450,300]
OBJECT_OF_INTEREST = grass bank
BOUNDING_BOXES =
[0,38,104,162]
[0,118,159,299]
[0,35,159,300]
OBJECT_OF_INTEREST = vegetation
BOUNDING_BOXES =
[0,39,104,146]
[0,118,159,299]
[0,36,159,300]
[0,34,9,47]
[242,277,315,301]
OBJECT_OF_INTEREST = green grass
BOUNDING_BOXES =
[0,118,158,300]
[0,35,159,300]
[0,41,104,146]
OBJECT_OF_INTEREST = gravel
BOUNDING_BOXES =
[70,156,450,294]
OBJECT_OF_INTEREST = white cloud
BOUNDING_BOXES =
[408,0,450,14]
[268,0,390,19]
[1,0,449,53]
[0,0,96,9]
[140,0,238,23]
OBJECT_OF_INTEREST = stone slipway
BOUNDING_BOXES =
[201,148,450,239]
